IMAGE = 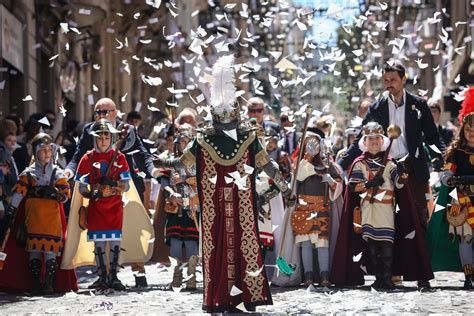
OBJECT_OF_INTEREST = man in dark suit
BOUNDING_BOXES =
[338,61,444,288]
[279,112,298,155]
[429,103,454,148]
[65,98,159,288]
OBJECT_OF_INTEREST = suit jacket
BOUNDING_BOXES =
[438,125,454,148]
[66,119,155,200]
[338,91,444,183]
[280,131,299,155]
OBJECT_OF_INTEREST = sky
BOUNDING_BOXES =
[292,0,363,46]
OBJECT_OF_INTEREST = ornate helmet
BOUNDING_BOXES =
[91,119,116,152]
[209,55,240,128]
[264,126,279,141]
[31,132,53,158]
[359,122,390,152]
[463,112,474,128]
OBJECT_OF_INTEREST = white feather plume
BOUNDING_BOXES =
[210,55,236,114]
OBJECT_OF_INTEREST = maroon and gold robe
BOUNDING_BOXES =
[180,131,273,312]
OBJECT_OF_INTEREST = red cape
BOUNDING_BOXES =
[0,201,78,293]
[330,156,434,286]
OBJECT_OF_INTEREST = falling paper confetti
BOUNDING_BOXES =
[405,230,416,239]
[353,252,362,262]
[230,285,243,296]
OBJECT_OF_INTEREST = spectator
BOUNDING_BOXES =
[338,60,444,289]
[126,111,142,128]
[247,97,280,134]
[429,103,454,148]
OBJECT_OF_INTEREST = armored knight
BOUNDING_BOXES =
[154,55,290,312]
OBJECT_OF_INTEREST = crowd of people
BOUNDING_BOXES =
[0,57,472,312]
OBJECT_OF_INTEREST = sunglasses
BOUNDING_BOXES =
[94,109,114,116]
[248,108,264,114]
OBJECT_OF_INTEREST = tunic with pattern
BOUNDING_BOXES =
[349,152,403,243]
[75,149,130,241]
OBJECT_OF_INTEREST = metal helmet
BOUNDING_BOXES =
[31,132,53,158]
[91,119,116,152]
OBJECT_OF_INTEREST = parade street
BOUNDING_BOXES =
[0,265,472,314]
[0,0,474,314]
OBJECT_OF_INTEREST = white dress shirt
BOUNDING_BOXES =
[388,90,409,159]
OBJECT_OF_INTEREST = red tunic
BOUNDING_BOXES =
[76,150,130,241]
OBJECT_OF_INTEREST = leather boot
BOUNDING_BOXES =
[368,241,382,288]
[380,243,395,290]
[109,246,126,291]
[134,275,148,288]
[171,259,183,288]
[463,264,473,289]
[90,247,108,290]
[28,258,42,296]
[303,271,314,286]
[43,258,57,295]
[186,255,198,290]
[319,271,331,287]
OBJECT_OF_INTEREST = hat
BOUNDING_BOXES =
[91,119,116,152]
[344,126,361,137]
[31,132,53,158]
[358,121,390,152]
[306,127,325,139]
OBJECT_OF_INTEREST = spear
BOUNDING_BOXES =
[276,104,313,276]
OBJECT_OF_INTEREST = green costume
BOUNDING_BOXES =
[426,185,464,272]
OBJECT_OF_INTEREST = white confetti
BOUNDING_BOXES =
[38,117,50,126]
[230,285,243,296]
[374,191,386,201]
[405,230,416,239]
[209,175,217,185]
[22,95,33,101]
[352,252,362,262]
[243,164,254,175]
[223,129,238,141]
[246,266,264,277]
[449,188,458,201]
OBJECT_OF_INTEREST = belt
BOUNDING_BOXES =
[298,194,330,210]
[362,189,394,205]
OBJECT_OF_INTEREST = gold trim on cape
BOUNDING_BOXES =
[197,132,256,166]
[237,152,265,302]
[201,149,217,303]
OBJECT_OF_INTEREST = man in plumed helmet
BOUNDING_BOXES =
[154,55,291,312]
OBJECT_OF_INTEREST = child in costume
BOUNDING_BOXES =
[348,122,408,289]
[75,119,131,290]
[291,127,343,286]
[161,124,200,290]
[440,111,474,288]
[9,133,71,295]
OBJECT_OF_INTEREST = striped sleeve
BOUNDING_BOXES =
[349,161,366,183]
